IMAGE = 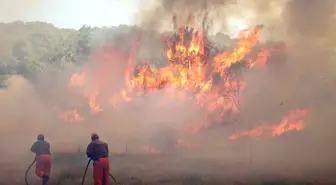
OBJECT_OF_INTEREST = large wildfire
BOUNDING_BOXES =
[60,22,309,152]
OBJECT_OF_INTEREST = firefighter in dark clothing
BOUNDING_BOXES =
[31,134,52,185]
[86,133,110,185]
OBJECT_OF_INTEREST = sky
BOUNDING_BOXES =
[0,0,140,29]
[0,0,251,37]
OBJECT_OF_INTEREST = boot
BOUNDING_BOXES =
[42,175,49,185]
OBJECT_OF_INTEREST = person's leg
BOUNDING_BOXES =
[93,160,103,185]
[35,156,44,178]
[101,158,109,185]
[101,168,107,185]
[42,155,51,185]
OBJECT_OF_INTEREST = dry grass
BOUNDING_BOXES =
[1,152,335,185]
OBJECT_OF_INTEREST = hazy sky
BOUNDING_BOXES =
[0,0,257,37]
[0,0,139,29]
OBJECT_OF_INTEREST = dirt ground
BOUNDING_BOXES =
[1,151,336,185]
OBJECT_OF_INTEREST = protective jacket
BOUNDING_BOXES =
[86,139,109,161]
[31,140,51,156]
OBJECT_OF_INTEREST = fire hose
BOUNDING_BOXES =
[24,158,36,185]
[81,158,119,185]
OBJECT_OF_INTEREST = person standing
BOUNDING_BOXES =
[86,133,110,185]
[30,134,52,185]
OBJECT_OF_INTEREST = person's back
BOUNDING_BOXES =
[31,140,51,156]
[87,139,108,161]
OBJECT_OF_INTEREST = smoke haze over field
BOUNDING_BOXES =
[1,1,336,183]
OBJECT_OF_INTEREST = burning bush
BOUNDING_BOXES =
[59,19,308,152]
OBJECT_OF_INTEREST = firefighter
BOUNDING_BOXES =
[86,133,110,185]
[30,134,52,185]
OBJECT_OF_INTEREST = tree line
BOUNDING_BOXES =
[0,21,96,88]
[0,21,248,89]
[0,21,177,89]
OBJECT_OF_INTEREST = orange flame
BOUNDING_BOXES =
[59,109,84,123]
[61,25,276,137]
[229,109,309,140]
[69,70,86,87]
[88,90,101,114]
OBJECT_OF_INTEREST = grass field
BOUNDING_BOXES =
[2,151,336,185]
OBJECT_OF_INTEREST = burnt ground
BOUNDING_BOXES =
[1,152,336,185]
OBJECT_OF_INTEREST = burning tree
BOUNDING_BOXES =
[58,15,311,152]
[62,15,294,140]
[131,24,252,116]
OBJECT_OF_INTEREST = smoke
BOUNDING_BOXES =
[283,0,335,40]
[1,0,336,183]
[132,0,336,167]
[229,0,336,167]
[136,0,236,32]
[1,0,334,154]
[0,76,55,162]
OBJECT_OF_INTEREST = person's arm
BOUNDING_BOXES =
[106,143,109,154]
[30,142,37,153]
[47,142,51,153]
[86,143,93,158]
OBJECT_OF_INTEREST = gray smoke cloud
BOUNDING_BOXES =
[133,0,336,167]
[1,1,336,184]
[135,0,236,32]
